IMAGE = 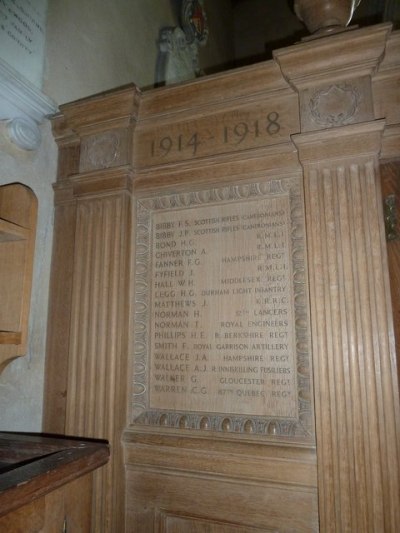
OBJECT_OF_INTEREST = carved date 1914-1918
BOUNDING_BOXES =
[150,112,281,158]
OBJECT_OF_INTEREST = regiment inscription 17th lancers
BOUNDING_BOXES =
[132,178,313,438]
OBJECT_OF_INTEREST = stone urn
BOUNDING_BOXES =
[294,0,362,35]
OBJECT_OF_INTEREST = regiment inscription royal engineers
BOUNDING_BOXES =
[132,177,313,439]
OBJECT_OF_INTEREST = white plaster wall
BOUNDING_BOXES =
[199,0,235,74]
[232,0,305,63]
[0,0,236,432]
[0,122,57,431]
[44,0,235,103]
[0,0,48,88]
[0,0,181,433]
[44,0,178,103]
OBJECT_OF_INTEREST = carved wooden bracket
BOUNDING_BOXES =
[0,59,57,150]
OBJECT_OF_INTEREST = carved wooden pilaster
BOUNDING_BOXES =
[44,85,139,533]
[276,25,400,530]
[66,174,132,532]
[293,121,400,532]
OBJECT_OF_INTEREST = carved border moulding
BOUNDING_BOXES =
[159,510,274,532]
[131,177,314,442]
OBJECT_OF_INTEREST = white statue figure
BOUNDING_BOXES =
[155,0,208,86]
[156,26,200,86]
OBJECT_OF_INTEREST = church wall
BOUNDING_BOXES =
[0,123,57,431]
[0,0,235,432]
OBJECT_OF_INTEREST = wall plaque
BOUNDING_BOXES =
[132,177,313,439]
[0,0,47,88]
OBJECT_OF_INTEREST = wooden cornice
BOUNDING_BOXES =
[53,84,141,140]
[274,23,392,90]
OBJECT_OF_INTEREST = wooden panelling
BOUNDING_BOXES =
[373,31,400,127]
[0,474,92,532]
[159,514,271,533]
[138,61,292,119]
[380,160,400,382]
[294,122,400,532]
[43,186,77,434]
[44,24,400,533]
[65,190,132,532]
[56,84,141,135]
[123,432,317,488]
[0,434,108,532]
[126,470,318,533]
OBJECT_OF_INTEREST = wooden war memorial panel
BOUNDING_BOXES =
[132,176,313,439]
[44,22,400,533]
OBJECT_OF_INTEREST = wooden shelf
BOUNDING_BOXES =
[0,332,21,345]
[0,433,109,523]
[0,219,29,242]
[0,183,37,373]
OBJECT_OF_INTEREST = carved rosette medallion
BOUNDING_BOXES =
[310,83,361,127]
[131,178,314,441]
[81,131,121,171]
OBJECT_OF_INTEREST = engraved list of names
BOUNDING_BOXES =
[133,179,312,434]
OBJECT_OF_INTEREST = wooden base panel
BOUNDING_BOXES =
[126,471,318,533]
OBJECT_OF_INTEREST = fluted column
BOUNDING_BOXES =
[293,121,400,532]
[65,183,131,532]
